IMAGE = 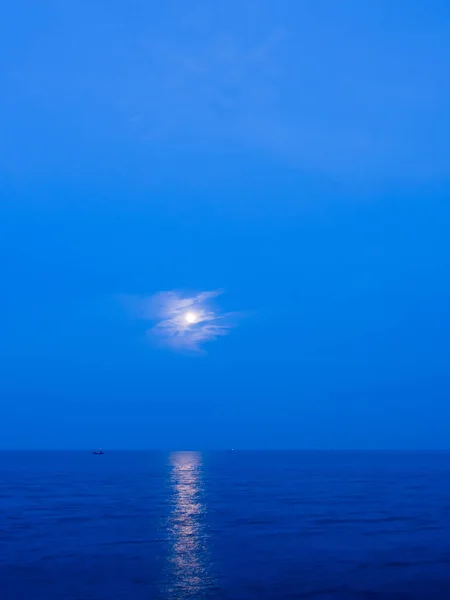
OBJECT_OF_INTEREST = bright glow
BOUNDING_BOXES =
[184,312,197,324]
[124,289,238,353]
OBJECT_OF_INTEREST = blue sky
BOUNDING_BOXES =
[1,0,449,449]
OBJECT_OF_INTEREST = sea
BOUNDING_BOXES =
[2,451,450,599]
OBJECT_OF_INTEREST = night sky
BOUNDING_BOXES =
[1,1,449,449]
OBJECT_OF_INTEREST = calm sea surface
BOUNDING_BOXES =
[2,451,450,599]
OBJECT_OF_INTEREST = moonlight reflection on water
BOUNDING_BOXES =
[166,452,213,599]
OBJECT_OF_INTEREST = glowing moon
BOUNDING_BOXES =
[184,312,197,324]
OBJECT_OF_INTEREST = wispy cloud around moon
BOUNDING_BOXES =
[123,289,240,353]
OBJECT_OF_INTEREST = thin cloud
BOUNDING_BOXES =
[122,289,240,353]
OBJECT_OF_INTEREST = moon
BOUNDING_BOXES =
[184,312,197,324]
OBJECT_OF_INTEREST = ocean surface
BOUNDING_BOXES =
[2,452,450,599]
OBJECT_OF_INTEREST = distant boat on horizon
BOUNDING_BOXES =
[93,449,104,455]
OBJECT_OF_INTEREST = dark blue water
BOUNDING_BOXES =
[2,452,450,599]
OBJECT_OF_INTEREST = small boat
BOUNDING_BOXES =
[93,449,104,455]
